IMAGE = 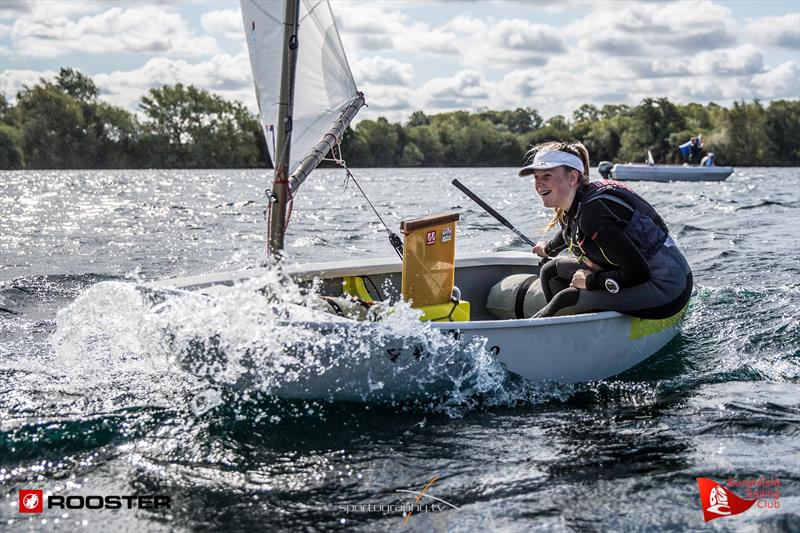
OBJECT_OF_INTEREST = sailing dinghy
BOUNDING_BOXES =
[143,0,687,401]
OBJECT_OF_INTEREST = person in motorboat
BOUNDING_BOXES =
[700,152,716,167]
[689,136,703,164]
[521,141,693,319]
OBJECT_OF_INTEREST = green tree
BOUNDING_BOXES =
[582,116,630,163]
[0,94,13,125]
[399,142,424,166]
[56,67,98,102]
[764,100,800,164]
[14,82,87,168]
[0,124,24,169]
[351,117,404,166]
[523,114,573,149]
[619,97,686,163]
[598,104,632,120]
[91,102,140,168]
[479,107,543,134]
[715,100,769,166]
[406,124,444,166]
[573,103,600,123]
[407,110,430,127]
[140,83,261,167]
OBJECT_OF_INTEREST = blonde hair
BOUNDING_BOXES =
[523,140,591,231]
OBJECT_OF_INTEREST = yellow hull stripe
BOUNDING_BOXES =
[629,303,688,340]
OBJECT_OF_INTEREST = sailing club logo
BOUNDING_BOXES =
[441,226,453,243]
[696,478,757,522]
[19,490,43,513]
[426,230,436,245]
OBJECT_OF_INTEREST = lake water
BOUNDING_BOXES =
[1,167,799,531]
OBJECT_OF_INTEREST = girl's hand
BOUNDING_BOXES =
[532,240,548,258]
[570,269,591,289]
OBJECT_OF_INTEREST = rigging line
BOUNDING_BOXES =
[328,143,403,260]
[338,162,390,233]
[300,0,326,22]
[343,167,404,261]
[249,1,282,24]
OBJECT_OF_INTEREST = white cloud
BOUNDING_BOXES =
[571,1,737,55]
[750,61,800,99]
[648,45,765,78]
[1,0,797,124]
[201,8,242,40]
[352,57,414,86]
[746,13,800,50]
[0,68,57,98]
[1,53,257,113]
[689,45,764,76]
[359,85,417,113]
[422,70,490,110]
[91,53,255,112]
[334,3,459,55]
[0,0,100,21]
[8,5,219,58]
[442,16,565,68]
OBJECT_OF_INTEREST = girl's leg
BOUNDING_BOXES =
[539,257,582,302]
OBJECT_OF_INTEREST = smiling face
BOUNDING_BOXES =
[533,166,581,210]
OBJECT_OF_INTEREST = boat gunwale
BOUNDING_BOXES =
[145,251,544,290]
[279,309,627,331]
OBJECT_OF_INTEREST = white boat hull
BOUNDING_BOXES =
[148,252,685,401]
[611,163,733,182]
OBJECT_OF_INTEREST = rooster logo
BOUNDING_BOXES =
[22,493,39,510]
[18,490,43,513]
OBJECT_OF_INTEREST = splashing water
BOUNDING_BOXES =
[50,268,517,414]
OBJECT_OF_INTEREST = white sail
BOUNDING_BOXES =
[240,0,362,182]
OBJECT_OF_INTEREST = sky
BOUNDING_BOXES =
[1,0,799,123]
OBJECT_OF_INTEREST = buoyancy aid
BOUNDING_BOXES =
[561,180,669,262]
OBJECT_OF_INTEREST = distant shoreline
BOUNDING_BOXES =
[3,69,798,171]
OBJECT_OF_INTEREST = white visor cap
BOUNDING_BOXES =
[518,150,585,177]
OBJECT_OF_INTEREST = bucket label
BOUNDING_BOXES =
[441,226,452,243]
[426,231,436,245]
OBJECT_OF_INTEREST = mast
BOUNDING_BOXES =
[269,0,300,258]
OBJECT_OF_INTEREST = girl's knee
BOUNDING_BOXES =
[535,287,580,317]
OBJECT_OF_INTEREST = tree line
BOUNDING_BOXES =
[1,68,798,170]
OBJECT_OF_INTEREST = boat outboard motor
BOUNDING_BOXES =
[598,161,613,179]
[486,274,547,319]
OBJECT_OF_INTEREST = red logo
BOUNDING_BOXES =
[696,478,756,522]
[19,490,43,513]
[426,231,436,245]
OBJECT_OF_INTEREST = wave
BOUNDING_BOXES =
[735,199,799,210]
